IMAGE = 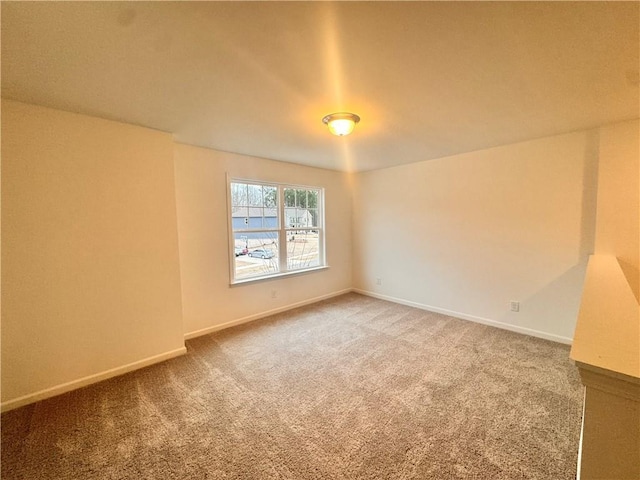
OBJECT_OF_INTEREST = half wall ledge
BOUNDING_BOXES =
[571,255,640,480]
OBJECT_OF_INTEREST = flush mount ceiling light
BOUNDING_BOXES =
[322,112,361,136]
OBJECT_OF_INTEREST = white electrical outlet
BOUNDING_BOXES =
[376,277,382,286]
[510,301,520,312]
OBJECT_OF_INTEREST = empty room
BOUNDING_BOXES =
[1,2,638,479]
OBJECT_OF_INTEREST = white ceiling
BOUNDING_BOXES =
[2,1,638,172]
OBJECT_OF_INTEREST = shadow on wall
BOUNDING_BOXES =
[509,128,598,341]
[579,129,599,259]
[617,258,640,304]
[498,262,590,341]
[504,129,598,341]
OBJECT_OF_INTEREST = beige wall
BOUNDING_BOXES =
[352,130,599,342]
[2,98,633,410]
[594,119,639,299]
[173,143,352,337]
[1,101,185,408]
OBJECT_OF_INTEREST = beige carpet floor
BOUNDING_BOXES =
[1,293,583,479]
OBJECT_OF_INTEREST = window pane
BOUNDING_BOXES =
[307,190,318,209]
[232,182,276,209]
[285,207,296,228]
[261,207,278,229]
[234,232,279,280]
[284,188,296,207]
[307,208,318,227]
[232,206,249,231]
[231,183,248,207]
[287,231,320,270]
[232,182,279,231]
[264,186,277,208]
[248,184,263,207]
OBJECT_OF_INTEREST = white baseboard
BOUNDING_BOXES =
[353,289,573,345]
[1,347,187,413]
[3,288,569,412]
[184,288,353,340]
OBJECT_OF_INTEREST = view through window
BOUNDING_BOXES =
[229,179,324,282]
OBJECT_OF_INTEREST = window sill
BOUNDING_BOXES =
[230,265,329,287]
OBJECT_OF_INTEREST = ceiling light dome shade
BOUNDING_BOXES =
[322,112,361,136]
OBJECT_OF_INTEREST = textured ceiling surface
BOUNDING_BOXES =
[2,2,639,172]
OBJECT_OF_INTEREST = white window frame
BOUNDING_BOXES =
[227,175,326,284]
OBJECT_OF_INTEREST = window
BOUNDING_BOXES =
[228,178,325,283]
